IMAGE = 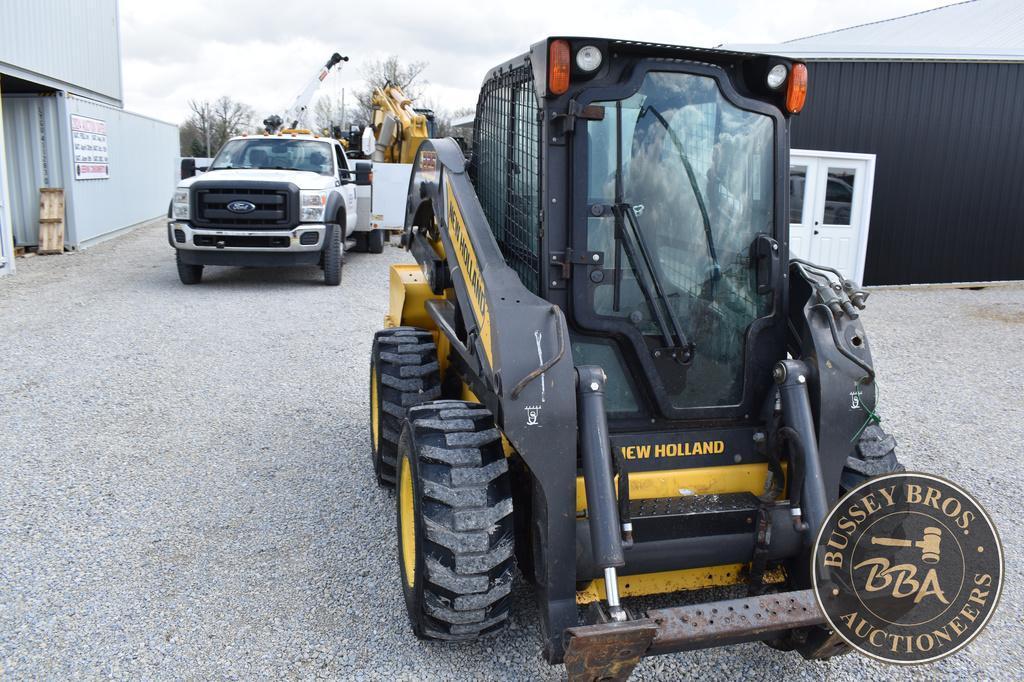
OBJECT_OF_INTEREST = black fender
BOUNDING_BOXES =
[166,200,177,248]
[324,193,347,239]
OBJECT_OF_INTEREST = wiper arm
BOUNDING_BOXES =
[613,202,694,364]
[640,105,720,280]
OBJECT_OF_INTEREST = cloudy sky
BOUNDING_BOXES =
[120,0,947,125]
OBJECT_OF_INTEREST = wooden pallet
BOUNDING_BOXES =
[38,188,65,254]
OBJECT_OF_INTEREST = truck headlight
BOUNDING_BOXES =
[172,189,190,220]
[300,190,328,223]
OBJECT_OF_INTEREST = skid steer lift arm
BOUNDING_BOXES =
[403,138,582,661]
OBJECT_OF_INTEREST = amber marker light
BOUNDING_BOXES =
[786,63,808,113]
[549,39,571,95]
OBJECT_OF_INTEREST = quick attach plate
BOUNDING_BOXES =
[562,589,825,681]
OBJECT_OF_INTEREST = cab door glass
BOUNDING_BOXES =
[790,166,806,223]
[584,71,775,408]
[334,145,348,180]
[823,168,856,225]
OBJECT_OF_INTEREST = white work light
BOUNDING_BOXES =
[576,45,603,72]
[767,64,788,90]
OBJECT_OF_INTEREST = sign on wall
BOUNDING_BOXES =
[70,114,109,180]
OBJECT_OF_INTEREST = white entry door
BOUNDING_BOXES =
[789,151,876,283]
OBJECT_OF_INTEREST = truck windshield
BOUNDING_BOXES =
[585,71,774,408]
[210,139,335,175]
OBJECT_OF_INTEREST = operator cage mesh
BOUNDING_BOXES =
[471,64,542,293]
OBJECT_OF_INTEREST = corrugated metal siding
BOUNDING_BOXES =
[1,95,65,246]
[0,0,122,103]
[63,95,177,246]
[791,61,1024,285]
[0,95,12,274]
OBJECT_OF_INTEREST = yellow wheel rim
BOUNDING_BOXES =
[370,365,380,451]
[399,455,416,588]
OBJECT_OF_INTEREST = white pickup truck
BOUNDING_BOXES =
[167,133,379,285]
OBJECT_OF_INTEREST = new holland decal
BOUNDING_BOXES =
[620,440,726,460]
[444,174,493,365]
[610,429,758,473]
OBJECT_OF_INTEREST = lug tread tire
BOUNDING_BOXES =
[400,400,515,641]
[841,424,904,493]
[370,328,441,486]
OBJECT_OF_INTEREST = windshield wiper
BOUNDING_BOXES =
[639,105,721,281]
[612,201,694,364]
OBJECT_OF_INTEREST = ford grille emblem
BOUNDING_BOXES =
[227,200,256,214]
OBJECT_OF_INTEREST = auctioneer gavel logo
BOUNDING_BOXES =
[871,527,943,563]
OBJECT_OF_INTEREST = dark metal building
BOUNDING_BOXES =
[731,0,1024,285]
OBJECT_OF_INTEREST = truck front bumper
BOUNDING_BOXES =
[168,222,330,267]
[168,221,327,252]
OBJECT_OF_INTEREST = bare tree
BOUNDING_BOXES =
[432,105,476,138]
[353,56,429,125]
[312,94,346,133]
[178,119,206,157]
[184,99,214,156]
[180,96,255,156]
[210,96,255,149]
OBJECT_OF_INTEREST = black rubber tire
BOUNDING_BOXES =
[367,228,385,254]
[840,423,904,494]
[176,252,203,284]
[370,328,441,486]
[323,227,342,286]
[352,232,368,252]
[397,400,515,641]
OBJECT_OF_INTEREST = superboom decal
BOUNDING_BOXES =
[444,174,493,366]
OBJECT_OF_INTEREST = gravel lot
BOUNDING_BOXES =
[1,220,1021,680]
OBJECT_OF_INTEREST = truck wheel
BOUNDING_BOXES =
[176,252,203,285]
[323,227,342,286]
[396,400,515,641]
[369,328,441,486]
[367,228,385,254]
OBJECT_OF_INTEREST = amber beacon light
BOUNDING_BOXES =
[549,39,571,95]
[786,63,808,113]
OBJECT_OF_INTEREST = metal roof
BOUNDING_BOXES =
[725,0,1024,62]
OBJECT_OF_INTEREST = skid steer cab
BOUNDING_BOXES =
[367,37,902,680]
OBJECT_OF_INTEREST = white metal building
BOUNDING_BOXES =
[0,0,178,276]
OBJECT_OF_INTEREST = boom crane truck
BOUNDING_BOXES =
[167,52,381,286]
[360,83,436,239]
[264,52,348,134]
[370,83,434,164]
